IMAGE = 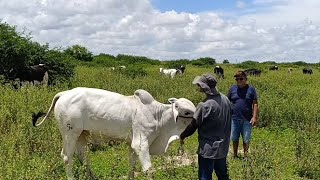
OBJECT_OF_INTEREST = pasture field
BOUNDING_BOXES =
[0,65,319,179]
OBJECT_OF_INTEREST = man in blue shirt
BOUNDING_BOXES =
[227,71,259,158]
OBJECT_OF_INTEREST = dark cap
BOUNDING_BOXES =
[192,73,219,95]
[234,70,247,77]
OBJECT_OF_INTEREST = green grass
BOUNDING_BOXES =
[0,65,319,179]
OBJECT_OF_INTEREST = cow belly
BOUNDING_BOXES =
[83,117,133,140]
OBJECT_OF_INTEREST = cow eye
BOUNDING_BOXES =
[185,112,191,116]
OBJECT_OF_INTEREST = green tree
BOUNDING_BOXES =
[223,59,229,64]
[64,45,93,62]
[92,53,117,67]
[0,21,34,76]
[116,54,160,65]
[292,61,307,66]
[0,21,75,84]
[191,57,216,66]
[235,60,260,69]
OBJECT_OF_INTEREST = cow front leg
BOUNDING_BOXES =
[131,136,152,172]
[128,147,137,179]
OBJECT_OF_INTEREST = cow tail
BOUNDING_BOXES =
[32,92,63,127]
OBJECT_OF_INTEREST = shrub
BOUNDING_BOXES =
[64,45,93,62]
[0,21,75,84]
[117,66,148,79]
[191,57,216,66]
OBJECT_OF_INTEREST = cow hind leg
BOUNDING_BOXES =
[61,130,82,180]
[75,132,96,180]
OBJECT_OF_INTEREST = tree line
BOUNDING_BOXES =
[1,21,319,84]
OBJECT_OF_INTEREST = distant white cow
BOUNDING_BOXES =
[159,68,181,78]
[32,87,196,180]
[119,65,126,69]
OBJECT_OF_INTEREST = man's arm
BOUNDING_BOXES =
[251,100,259,126]
[180,119,198,143]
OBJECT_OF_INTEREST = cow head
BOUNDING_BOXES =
[175,69,183,75]
[168,98,195,125]
[149,97,196,154]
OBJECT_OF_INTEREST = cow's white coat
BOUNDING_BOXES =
[34,87,195,179]
[159,68,181,78]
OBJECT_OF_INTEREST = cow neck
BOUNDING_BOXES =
[154,102,173,128]
[150,101,168,124]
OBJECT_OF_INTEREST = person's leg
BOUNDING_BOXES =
[243,142,249,158]
[198,155,214,180]
[232,141,239,158]
[241,120,252,157]
[213,157,229,180]
[231,119,241,157]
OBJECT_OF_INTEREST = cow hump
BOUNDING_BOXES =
[134,89,155,105]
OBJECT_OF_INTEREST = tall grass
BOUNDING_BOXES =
[0,65,319,179]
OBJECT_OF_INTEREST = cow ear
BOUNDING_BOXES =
[168,98,177,104]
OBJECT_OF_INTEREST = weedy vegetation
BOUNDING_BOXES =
[0,64,319,180]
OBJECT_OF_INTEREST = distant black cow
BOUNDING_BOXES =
[244,68,261,77]
[302,68,313,75]
[8,64,49,87]
[269,65,278,71]
[213,66,224,79]
[176,65,186,74]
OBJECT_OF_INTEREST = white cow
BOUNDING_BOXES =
[159,68,181,78]
[32,87,196,179]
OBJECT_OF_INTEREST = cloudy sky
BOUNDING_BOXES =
[1,0,320,63]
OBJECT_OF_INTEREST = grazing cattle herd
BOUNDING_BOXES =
[1,64,315,89]
[32,88,196,179]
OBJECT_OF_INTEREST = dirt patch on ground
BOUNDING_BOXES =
[164,153,198,167]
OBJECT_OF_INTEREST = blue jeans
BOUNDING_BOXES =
[198,156,229,180]
[230,119,252,144]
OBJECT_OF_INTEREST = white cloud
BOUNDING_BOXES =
[0,0,320,63]
[236,1,247,9]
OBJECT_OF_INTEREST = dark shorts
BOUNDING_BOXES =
[230,119,252,144]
